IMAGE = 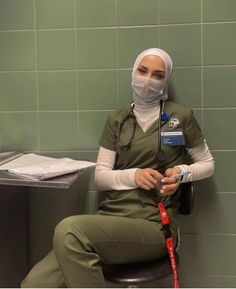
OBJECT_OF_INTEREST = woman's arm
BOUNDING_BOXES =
[95,141,215,191]
[95,147,163,191]
[95,146,138,191]
[174,141,215,182]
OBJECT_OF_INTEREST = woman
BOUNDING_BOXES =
[22,48,215,288]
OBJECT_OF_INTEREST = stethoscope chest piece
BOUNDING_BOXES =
[157,150,165,162]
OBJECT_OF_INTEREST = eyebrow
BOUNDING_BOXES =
[138,65,165,73]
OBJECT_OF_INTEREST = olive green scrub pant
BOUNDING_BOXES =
[21,214,168,288]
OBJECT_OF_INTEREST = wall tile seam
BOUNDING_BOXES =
[181,233,236,236]
[78,109,117,112]
[201,65,236,68]
[179,273,236,277]
[1,20,236,32]
[195,191,236,194]
[211,149,236,152]
[115,0,120,109]
[0,108,235,113]
[194,191,236,194]
[184,107,236,111]
[0,69,126,73]
[29,149,99,153]
[73,0,80,148]
[0,109,116,112]
[157,0,160,45]
[200,0,204,129]
[156,0,159,28]
[181,232,236,236]
[33,0,40,152]
[0,26,157,33]
[158,21,236,27]
[1,64,236,74]
[22,150,98,154]
[0,110,78,113]
[200,107,236,110]
[0,25,167,32]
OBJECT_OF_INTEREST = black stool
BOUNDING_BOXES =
[103,253,179,287]
[102,182,194,287]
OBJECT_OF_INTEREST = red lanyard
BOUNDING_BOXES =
[158,202,180,288]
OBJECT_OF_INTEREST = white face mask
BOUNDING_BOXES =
[131,76,166,106]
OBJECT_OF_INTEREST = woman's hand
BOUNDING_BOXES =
[134,168,163,190]
[160,167,181,195]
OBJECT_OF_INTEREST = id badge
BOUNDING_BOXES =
[161,129,185,146]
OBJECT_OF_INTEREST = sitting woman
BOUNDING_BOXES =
[21,48,215,288]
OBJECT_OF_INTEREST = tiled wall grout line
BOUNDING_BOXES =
[200,107,236,110]
[1,20,236,33]
[0,109,114,113]
[180,273,236,277]
[1,64,236,74]
[33,0,40,152]
[157,0,160,45]
[212,149,236,152]
[74,0,80,150]
[0,107,235,114]
[115,0,119,109]
[182,232,236,237]
[200,0,204,132]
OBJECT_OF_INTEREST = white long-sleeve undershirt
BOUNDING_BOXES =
[95,142,215,191]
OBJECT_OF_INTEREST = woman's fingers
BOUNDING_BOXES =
[134,167,183,193]
[135,168,163,190]
[159,167,182,195]
[160,183,179,195]
[160,178,181,195]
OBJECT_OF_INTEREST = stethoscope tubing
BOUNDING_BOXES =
[157,100,166,161]
[117,101,166,162]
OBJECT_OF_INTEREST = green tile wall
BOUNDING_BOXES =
[159,0,201,24]
[37,30,76,70]
[0,0,235,287]
[35,0,75,29]
[0,32,36,70]
[117,27,158,67]
[76,0,116,27]
[38,71,77,110]
[117,0,158,26]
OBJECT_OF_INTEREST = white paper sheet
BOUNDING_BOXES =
[0,153,96,180]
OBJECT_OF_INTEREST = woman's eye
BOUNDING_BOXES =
[137,67,147,74]
[153,73,165,80]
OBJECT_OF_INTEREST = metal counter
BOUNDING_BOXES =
[0,170,79,188]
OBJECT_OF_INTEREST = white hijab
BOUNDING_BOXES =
[131,48,173,132]
[132,48,173,102]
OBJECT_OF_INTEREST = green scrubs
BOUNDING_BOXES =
[98,101,204,222]
[21,101,204,288]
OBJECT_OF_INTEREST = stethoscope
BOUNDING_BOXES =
[116,100,168,162]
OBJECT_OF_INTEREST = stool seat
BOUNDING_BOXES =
[102,253,179,285]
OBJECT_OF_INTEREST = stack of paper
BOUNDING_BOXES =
[0,151,23,165]
[0,153,96,180]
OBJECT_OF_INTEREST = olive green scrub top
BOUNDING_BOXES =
[98,101,204,224]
